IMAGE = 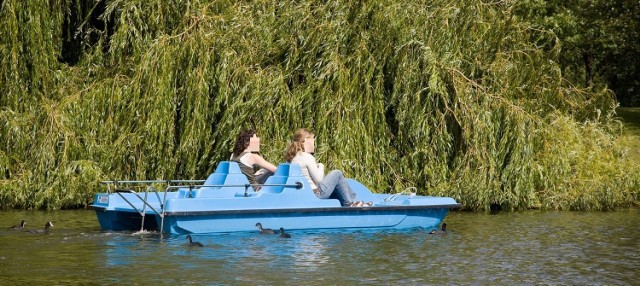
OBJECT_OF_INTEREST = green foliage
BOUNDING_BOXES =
[0,0,638,210]
[514,0,640,106]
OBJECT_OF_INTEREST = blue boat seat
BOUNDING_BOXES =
[260,176,288,194]
[186,161,254,198]
[261,163,308,194]
[202,161,236,186]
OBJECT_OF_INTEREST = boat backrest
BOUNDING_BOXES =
[202,173,226,186]
[261,163,309,194]
[202,161,242,185]
[194,161,254,197]
[260,175,288,194]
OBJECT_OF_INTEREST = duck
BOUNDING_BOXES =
[8,220,26,230]
[28,221,53,233]
[279,227,291,238]
[429,223,447,235]
[255,222,276,234]
[186,235,204,247]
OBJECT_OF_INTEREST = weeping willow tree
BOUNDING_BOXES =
[0,0,638,210]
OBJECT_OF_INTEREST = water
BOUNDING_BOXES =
[1,209,638,285]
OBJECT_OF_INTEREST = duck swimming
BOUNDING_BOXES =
[429,222,447,235]
[28,221,53,233]
[255,222,276,234]
[279,227,291,238]
[186,235,204,247]
[8,220,26,230]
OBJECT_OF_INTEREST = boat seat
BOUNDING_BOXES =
[203,161,240,186]
[188,161,255,198]
[260,175,288,194]
[261,163,309,194]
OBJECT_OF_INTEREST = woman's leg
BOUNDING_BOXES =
[319,170,357,206]
[334,174,357,206]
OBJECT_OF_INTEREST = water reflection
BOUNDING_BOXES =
[1,209,638,285]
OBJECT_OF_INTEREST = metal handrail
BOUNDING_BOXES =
[100,179,206,185]
[384,187,417,202]
[113,187,164,232]
[165,182,302,189]
[101,180,206,195]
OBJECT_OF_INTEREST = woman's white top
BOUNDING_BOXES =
[291,151,324,190]
[230,152,252,167]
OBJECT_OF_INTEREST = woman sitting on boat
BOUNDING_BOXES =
[231,130,277,188]
[285,128,369,207]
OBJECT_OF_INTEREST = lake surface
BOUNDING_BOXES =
[1,209,638,285]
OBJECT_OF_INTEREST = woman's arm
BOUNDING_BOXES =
[248,154,277,173]
[303,153,324,184]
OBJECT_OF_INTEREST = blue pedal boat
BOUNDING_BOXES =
[90,162,460,234]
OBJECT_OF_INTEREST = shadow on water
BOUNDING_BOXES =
[1,209,638,285]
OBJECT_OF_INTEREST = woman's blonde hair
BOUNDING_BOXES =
[285,128,314,162]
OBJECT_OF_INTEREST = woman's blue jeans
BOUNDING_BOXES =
[317,170,357,206]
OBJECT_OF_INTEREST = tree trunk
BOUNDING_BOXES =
[584,52,593,87]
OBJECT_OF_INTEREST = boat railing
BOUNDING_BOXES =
[99,180,205,233]
[164,181,304,198]
[98,180,303,233]
[100,180,206,194]
[112,186,165,232]
[384,187,417,202]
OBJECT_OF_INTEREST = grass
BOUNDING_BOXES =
[616,107,640,162]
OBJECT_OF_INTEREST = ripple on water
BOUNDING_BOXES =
[0,209,638,285]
